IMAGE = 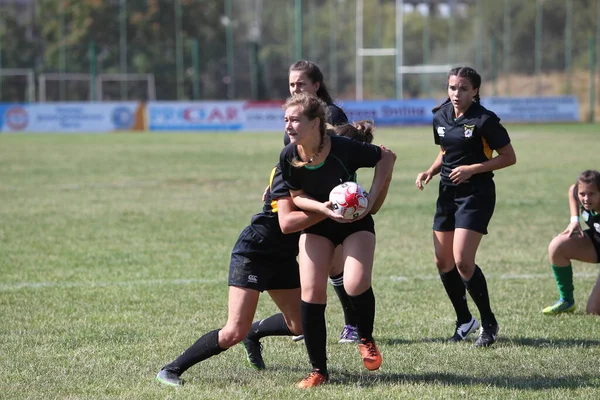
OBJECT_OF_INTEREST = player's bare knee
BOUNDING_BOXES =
[219,327,247,348]
[434,257,453,272]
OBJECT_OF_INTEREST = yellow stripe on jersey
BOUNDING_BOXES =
[482,137,493,159]
[268,166,278,213]
[269,166,277,190]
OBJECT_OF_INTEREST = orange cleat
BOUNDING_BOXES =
[296,370,328,389]
[358,338,382,371]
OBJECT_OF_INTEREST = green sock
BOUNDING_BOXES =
[551,264,574,303]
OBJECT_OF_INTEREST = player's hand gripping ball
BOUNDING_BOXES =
[329,181,369,220]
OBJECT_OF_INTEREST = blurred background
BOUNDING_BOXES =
[0,0,599,119]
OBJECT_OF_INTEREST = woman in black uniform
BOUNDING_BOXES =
[415,66,516,348]
[285,60,359,343]
[155,166,325,387]
[280,92,396,388]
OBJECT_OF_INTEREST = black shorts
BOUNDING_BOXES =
[302,215,375,246]
[433,180,495,235]
[228,226,300,292]
[583,229,600,263]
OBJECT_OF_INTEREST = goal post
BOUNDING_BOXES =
[96,74,156,102]
[0,68,35,102]
[38,73,156,102]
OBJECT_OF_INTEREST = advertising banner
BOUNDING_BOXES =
[148,102,245,131]
[340,99,438,126]
[482,97,580,122]
[0,103,145,132]
[243,101,284,131]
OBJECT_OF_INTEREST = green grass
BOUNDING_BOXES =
[1,124,600,399]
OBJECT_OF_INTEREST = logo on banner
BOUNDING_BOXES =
[183,106,238,123]
[5,106,29,130]
[112,106,134,129]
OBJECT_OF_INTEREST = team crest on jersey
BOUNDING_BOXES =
[464,124,475,138]
[436,126,445,137]
[582,210,589,222]
[595,222,600,233]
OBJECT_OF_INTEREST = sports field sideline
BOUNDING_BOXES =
[1,123,599,399]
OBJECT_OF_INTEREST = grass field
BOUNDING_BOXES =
[1,124,600,399]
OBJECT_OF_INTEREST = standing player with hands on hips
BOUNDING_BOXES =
[415,66,516,347]
[280,92,396,388]
[543,170,600,315]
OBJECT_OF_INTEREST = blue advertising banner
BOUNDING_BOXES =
[0,103,145,132]
[340,99,438,126]
[481,97,580,122]
[148,102,245,131]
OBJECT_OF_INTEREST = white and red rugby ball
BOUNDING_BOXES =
[329,181,369,220]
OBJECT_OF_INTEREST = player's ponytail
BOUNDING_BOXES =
[432,98,451,114]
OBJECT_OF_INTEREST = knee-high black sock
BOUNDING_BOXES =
[246,313,293,341]
[464,266,497,327]
[162,329,226,375]
[440,266,472,324]
[301,301,328,374]
[348,287,375,341]
[330,272,357,326]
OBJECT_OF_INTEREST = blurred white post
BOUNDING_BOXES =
[356,0,401,100]
[396,0,403,99]
[119,0,128,100]
[355,0,363,100]
[175,0,184,100]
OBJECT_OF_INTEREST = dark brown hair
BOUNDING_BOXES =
[334,120,374,144]
[289,60,334,105]
[432,66,482,113]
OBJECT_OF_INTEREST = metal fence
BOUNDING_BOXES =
[0,0,599,120]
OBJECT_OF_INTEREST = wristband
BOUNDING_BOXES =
[570,216,579,224]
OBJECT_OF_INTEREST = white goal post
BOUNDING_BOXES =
[0,68,35,102]
[38,73,156,102]
[355,0,457,100]
[96,74,156,102]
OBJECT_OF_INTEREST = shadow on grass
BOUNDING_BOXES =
[380,336,600,348]
[505,336,600,348]
[329,371,600,390]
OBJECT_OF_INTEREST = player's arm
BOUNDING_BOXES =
[563,184,583,237]
[290,189,342,220]
[370,145,396,214]
[367,147,396,214]
[276,196,327,234]
[457,142,516,177]
[416,147,443,190]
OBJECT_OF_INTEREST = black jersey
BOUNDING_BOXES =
[581,208,600,236]
[283,103,349,146]
[433,101,511,186]
[279,135,381,202]
[248,165,300,257]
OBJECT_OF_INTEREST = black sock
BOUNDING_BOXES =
[301,301,328,375]
[440,266,472,324]
[348,287,375,341]
[330,272,357,326]
[162,329,225,375]
[464,266,497,327]
[246,313,293,341]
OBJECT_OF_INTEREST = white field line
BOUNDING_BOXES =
[1,272,597,292]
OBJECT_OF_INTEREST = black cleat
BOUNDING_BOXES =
[243,337,266,370]
[474,324,499,347]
